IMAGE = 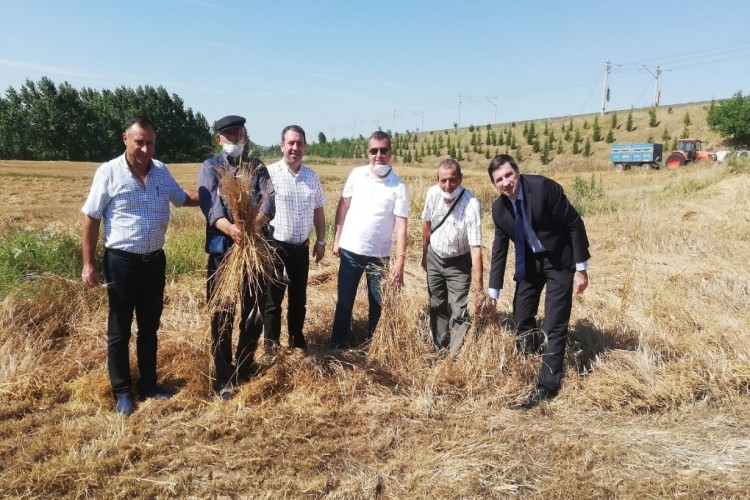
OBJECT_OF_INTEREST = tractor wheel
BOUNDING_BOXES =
[666,153,686,169]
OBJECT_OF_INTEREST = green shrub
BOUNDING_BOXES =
[0,227,83,295]
[570,174,607,215]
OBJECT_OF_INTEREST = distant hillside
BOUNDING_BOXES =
[300,101,725,172]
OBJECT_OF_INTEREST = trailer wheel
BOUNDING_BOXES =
[614,163,625,172]
[666,153,686,169]
[641,163,652,170]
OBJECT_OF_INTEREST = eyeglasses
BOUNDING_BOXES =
[369,147,390,155]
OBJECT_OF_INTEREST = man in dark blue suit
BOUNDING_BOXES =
[487,154,590,408]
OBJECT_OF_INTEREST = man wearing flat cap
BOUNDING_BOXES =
[197,115,275,400]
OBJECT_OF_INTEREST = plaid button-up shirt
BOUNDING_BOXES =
[81,154,187,254]
[267,160,326,244]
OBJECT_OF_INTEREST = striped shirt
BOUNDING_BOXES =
[81,153,187,254]
[267,160,327,244]
[421,185,481,259]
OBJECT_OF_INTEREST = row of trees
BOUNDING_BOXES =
[0,77,213,162]
[4,78,747,164]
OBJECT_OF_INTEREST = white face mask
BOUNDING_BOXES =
[222,142,245,158]
[372,164,392,177]
[442,186,463,201]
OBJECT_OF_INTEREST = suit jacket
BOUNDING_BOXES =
[489,174,590,290]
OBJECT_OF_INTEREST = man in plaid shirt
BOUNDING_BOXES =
[81,117,199,415]
[421,158,483,357]
[264,125,327,355]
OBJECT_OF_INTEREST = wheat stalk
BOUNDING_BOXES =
[207,160,275,314]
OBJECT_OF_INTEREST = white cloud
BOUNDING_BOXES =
[0,59,101,80]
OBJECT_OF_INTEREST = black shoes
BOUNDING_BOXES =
[522,385,558,409]
[115,393,135,415]
[115,385,173,415]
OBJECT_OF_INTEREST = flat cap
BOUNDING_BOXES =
[214,115,246,132]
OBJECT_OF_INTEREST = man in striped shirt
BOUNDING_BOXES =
[81,117,199,415]
[264,125,327,354]
[421,158,483,357]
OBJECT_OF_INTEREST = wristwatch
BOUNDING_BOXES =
[315,240,326,246]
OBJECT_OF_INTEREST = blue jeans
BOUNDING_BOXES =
[331,249,386,347]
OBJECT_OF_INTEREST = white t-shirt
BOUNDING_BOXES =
[421,185,481,259]
[338,165,408,257]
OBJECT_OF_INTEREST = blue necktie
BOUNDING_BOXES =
[514,199,526,282]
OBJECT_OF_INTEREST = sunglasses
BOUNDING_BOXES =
[368,147,390,155]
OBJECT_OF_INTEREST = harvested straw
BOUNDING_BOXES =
[207,159,275,314]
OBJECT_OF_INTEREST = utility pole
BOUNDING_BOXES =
[331,125,335,141]
[393,109,397,131]
[486,96,498,123]
[601,60,611,115]
[458,95,462,128]
[643,64,662,107]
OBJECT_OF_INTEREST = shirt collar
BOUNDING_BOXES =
[282,160,304,175]
[121,153,154,177]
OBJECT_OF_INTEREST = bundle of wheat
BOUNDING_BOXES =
[207,161,275,314]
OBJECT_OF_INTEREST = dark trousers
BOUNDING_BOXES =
[331,249,386,347]
[263,239,310,347]
[426,247,472,356]
[103,249,166,396]
[513,251,574,392]
[207,253,265,388]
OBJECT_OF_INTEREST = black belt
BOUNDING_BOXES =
[107,248,164,262]
[271,239,309,251]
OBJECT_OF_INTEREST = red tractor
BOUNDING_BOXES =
[665,138,717,169]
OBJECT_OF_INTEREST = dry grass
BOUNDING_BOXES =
[1,154,750,497]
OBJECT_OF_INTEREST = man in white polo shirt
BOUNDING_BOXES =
[421,158,483,357]
[331,131,408,349]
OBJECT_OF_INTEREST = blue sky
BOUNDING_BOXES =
[1,0,749,147]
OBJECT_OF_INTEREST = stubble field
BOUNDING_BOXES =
[1,153,749,498]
